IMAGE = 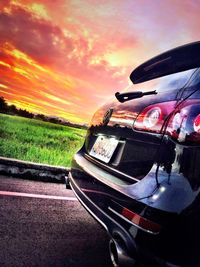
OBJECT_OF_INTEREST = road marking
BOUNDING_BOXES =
[0,190,78,201]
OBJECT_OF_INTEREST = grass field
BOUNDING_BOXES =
[0,113,86,166]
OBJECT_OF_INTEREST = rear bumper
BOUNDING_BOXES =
[69,154,180,267]
[69,172,137,253]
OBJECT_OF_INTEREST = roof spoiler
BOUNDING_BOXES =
[130,41,200,84]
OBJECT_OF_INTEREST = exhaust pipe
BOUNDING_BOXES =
[109,238,136,267]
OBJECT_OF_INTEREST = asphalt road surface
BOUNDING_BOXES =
[0,175,112,267]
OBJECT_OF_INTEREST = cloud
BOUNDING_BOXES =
[0,4,73,66]
[1,0,200,123]
[0,2,131,90]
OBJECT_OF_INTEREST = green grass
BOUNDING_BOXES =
[0,113,86,166]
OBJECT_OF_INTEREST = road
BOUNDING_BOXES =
[0,175,112,267]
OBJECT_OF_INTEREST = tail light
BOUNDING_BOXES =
[194,114,200,132]
[167,99,200,144]
[122,207,161,234]
[133,101,176,133]
[133,99,200,144]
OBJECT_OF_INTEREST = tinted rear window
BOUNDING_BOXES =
[124,68,198,94]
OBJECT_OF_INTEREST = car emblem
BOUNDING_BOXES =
[102,108,113,126]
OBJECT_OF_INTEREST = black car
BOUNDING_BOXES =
[68,41,200,267]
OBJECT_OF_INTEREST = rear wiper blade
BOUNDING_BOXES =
[115,90,157,103]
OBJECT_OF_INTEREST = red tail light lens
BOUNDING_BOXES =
[143,107,162,128]
[133,99,200,144]
[167,100,200,143]
[193,114,200,133]
[121,207,161,234]
[133,101,176,133]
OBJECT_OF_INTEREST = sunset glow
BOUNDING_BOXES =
[0,0,200,123]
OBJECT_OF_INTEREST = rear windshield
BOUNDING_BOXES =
[124,68,199,94]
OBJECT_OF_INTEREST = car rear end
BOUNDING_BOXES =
[68,42,200,267]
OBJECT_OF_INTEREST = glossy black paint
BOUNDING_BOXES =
[69,44,200,267]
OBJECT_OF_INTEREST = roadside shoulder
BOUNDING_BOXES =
[0,157,69,183]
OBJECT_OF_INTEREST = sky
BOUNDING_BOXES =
[0,0,200,123]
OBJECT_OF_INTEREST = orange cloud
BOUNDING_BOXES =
[0,0,200,123]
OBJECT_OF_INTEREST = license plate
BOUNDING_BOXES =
[89,136,119,163]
